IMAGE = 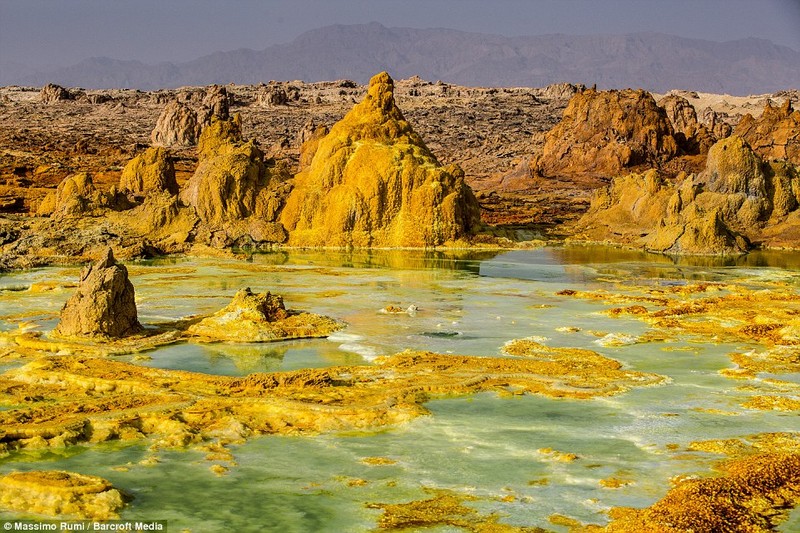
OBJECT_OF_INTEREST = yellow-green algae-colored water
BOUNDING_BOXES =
[1,246,799,532]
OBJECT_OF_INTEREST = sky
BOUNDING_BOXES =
[1,0,799,70]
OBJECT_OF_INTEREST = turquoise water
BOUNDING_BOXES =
[1,247,799,532]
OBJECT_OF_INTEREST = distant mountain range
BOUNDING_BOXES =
[3,23,799,94]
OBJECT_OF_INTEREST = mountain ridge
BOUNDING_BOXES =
[3,22,799,94]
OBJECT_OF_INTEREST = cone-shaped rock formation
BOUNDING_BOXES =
[280,71,480,247]
[181,117,274,224]
[54,248,142,338]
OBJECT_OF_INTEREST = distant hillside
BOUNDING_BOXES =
[5,23,800,94]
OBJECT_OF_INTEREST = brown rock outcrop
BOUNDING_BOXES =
[54,248,142,338]
[0,471,126,520]
[734,99,800,165]
[258,85,289,107]
[150,86,231,147]
[659,94,716,154]
[118,146,179,198]
[150,101,201,147]
[187,287,343,342]
[200,84,230,121]
[701,107,733,140]
[535,82,585,100]
[280,71,480,247]
[40,83,74,104]
[535,87,680,178]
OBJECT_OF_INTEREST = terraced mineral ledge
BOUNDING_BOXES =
[2,256,800,529]
[369,449,800,532]
[0,346,665,456]
[556,281,800,387]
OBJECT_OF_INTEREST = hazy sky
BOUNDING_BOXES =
[2,0,799,69]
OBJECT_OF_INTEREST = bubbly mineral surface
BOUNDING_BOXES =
[0,470,126,520]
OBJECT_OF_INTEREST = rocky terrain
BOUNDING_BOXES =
[3,69,800,532]
[0,74,799,264]
[0,76,579,226]
[574,99,800,253]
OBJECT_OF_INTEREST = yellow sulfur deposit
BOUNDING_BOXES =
[368,488,546,532]
[185,287,343,342]
[0,347,665,457]
[0,470,127,520]
[589,453,800,532]
[280,72,480,247]
[590,431,800,533]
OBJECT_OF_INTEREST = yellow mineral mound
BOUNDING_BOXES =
[0,470,127,520]
[280,71,480,248]
[179,116,289,245]
[573,134,800,253]
[186,287,343,342]
[180,116,265,225]
[119,146,179,198]
[702,135,767,198]
[36,172,105,217]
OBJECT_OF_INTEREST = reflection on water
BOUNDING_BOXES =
[1,245,799,531]
[239,248,499,274]
[550,243,800,269]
